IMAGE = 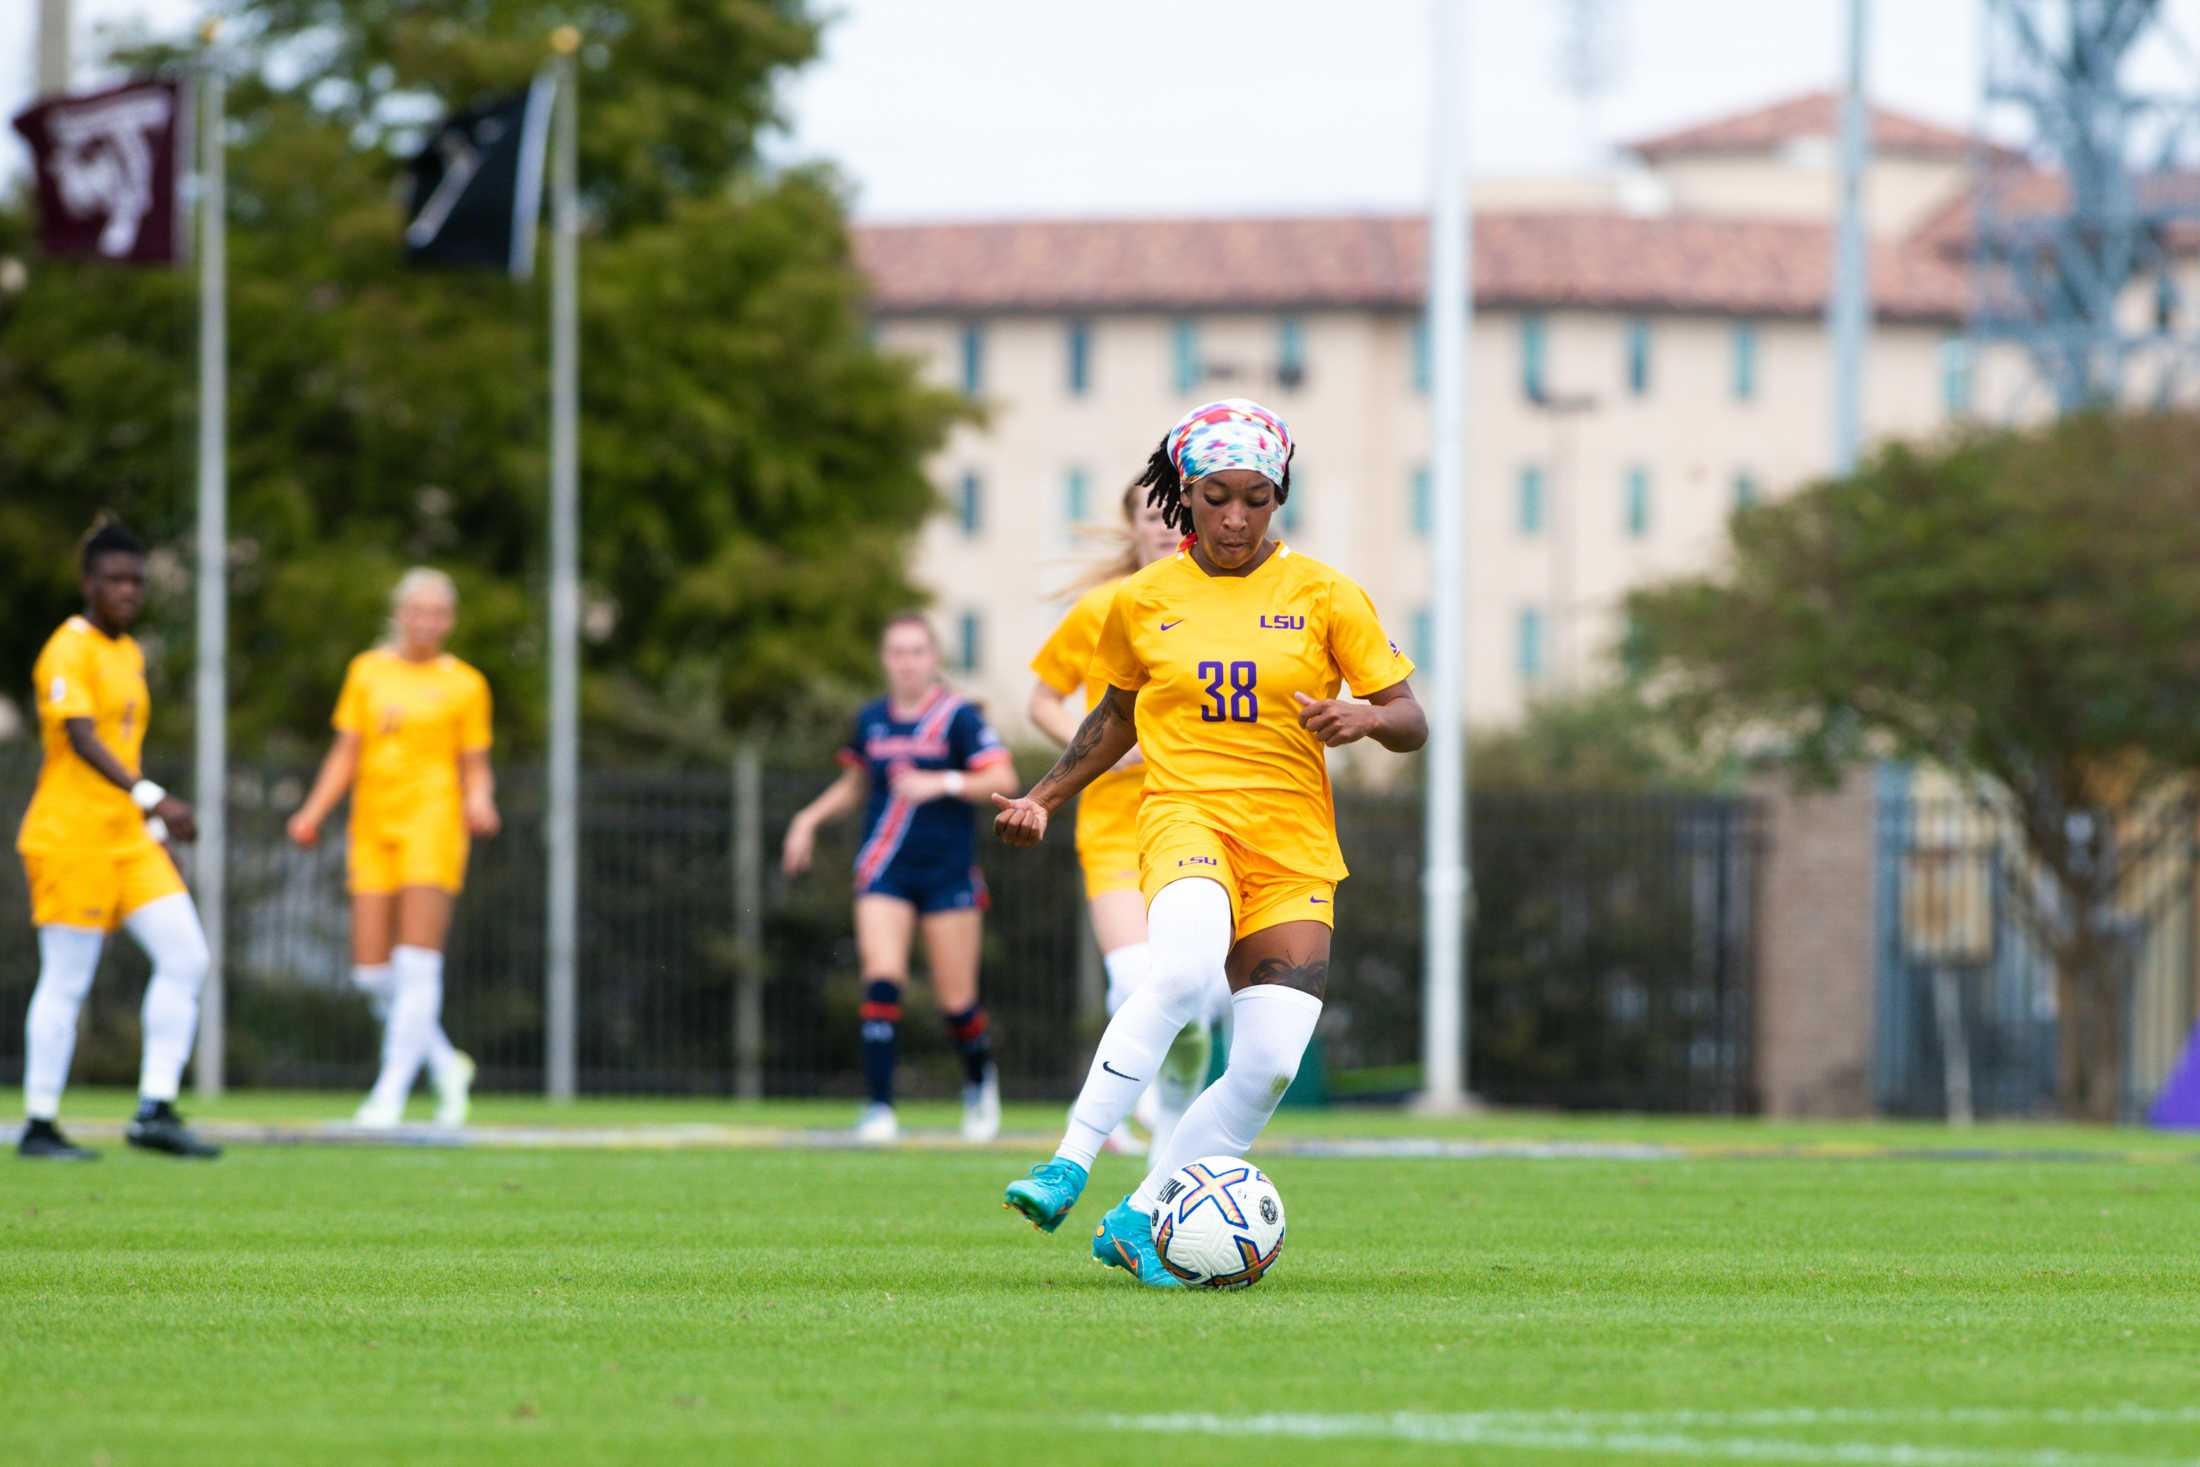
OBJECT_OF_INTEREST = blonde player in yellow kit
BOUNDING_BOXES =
[997,400,1426,1286]
[1028,482,1218,1157]
[16,520,220,1161]
[288,569,499,1128]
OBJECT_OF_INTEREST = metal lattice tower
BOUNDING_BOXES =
[1975,0,2200,411]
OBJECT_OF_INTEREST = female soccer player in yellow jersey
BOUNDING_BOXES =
[288,568,499,1128]
[1028,482,1221,1157]
[997,399,1426,1286]
[16,520,220,1161]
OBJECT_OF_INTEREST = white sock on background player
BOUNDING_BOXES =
[1101,942,1148,1016]
[1132,983,1322,1214]
[366,945,443,1114]
[356,961,461,1082]
[23,925,104,1121]
[1055,878,1232,1170]
[124,893,210,1103]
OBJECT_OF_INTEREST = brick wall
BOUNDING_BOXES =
[1752,769,1878,1116]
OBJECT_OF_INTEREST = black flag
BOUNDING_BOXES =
[403,75,554,277]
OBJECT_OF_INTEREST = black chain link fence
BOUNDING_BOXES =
[0,750,1763,1111]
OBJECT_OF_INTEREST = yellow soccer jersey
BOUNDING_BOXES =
[1089,543,1414,880]
[1030,577,1143,811]
[19,617,156,853]
[333,648,493,833]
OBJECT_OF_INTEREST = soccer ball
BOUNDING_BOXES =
[1149,1155,1285,1289]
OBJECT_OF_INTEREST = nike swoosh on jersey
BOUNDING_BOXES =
[1101,1060,1144,1082]
[1159,620,1185,631]
[1309,896,1330,904]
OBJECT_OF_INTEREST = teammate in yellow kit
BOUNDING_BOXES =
[997,399,1426,1286]
[288,568,499,1127]
[1028,482,1218,1156]
[17,519,220,1161]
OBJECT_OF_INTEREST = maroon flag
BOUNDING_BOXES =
[11,78,186,266]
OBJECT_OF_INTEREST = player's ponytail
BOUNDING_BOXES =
[1056,480,1149,598]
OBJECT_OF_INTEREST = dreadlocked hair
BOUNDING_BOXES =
[1135,435,1294,534]
[79,513,145,574]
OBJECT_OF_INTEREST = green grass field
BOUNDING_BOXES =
[7,1094,2200,1467]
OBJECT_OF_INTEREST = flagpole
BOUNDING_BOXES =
[1417,0,1473,1114]
[544,27,581,1103]
[192,26,228,1098]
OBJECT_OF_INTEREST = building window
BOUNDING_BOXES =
[1277,316,1307,389]
[1518,465,1546,537]
[1732,320,1758,401]
[1279,468,1303,534]
[1520,313,1547,400]
[1733,472,1759,510]
[1518,607,1545,684]
[957,473,983,536]
[1410,465,1432,538]
[1172,318,1202,394]
[1940,335,1974,417]
[1624,317,1651,396]
[1623,466,1650,538]
[1412,317,1431,394]
[1412,606,1433,665]
[959,322,985,396]
[1064,467,1089,528]
[1066,318,1092,396]
[953,611,982,673]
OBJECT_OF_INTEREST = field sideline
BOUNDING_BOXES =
[7,1094,2199,1466]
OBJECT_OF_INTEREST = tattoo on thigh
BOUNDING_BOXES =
[1244,956,1329,1000]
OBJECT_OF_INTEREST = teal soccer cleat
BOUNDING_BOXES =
[1092,1194,1184,1288]
[1003,1158,1088,1233]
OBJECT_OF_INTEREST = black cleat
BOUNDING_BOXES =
[18,1119,98,1161]
[125,1102,221,1159]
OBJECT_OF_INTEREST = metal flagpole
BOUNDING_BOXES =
[36,0,72,94]
[1830,0,1870,474]
[1417,0,1473,1113]
[544,28,581,1101]
[192,29,228,1098]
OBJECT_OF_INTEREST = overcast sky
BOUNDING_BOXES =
[5,1,2198,218]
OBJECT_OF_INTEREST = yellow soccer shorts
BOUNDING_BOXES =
[1074,771,1143,900]
[23,840,187,931]
[1139,814,1337,941]
[349,817,469,895]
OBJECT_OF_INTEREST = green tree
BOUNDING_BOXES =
[0,0,965,762]
[1627,411,2200,1120]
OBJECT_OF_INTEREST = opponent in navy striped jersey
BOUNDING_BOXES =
[781,615,1019,1144]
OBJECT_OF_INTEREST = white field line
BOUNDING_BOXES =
[0,1120,1691,1159]
[1102,1410,2200,1467]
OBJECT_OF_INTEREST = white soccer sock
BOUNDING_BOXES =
[122,894,210,1104]
[1132,984,1322,1212]
[1149,1017,1213,1160]
[356,963,459,1081]
[1056,879,1231,1170]
[367,946,443,1112]
[24,926,104,1121]
[352,962,394,1017]
[1101,942,1149,1017]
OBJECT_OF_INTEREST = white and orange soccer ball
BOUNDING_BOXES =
[1149,1155,1285,1289]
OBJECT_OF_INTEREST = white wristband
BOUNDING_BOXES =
[145,816,169,845]
[130,779,166,812]
[944,770,965,798]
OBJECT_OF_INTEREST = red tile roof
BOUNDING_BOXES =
[854,212,1968,323]
[1624,89,1995,161]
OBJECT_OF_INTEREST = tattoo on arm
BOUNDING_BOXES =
[1030,688,1134,804]
[1241,956,1329,1000]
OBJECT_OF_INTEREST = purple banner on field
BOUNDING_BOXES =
[2147,1020,2200,1129]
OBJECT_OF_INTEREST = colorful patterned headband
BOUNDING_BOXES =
[1165,398,1293,488]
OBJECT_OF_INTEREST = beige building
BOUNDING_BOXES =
[855,91,1999,736]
